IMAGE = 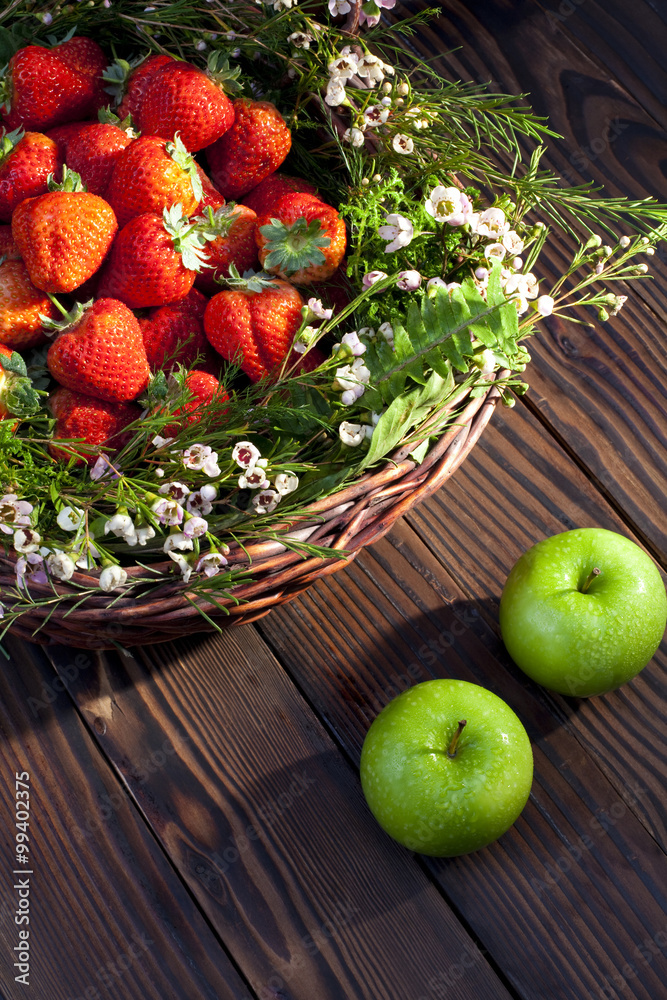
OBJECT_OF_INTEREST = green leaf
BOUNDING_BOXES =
[0,350,27,377]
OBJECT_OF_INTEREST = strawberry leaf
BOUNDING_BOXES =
[163,204,215,272]
[260,217,331,276]
[165,132,203,204]
[0,350,27,377]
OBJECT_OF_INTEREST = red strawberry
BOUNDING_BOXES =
[0,343,41,420]
[65,120,135,198]
[11,169,118,293]
[0,259,58,350]
[49,386,141,464]
[242,172,318,216]
[195,164,226,214]
[256,193,347,284]
[96,205,211,309]
[1,44,100,132]
[135,57,235,152]
[195,203,259,295]
[0,129,63,222]
[106,133,202,228]
[116,54,175,121]
[204,277,304,382]
[205,99,292,201]
[140,287,209,372]
[0,225,21,260]
[52,36,108,114]
[47,298,150,402]
[163,370,229,436]
[45,119,95,158]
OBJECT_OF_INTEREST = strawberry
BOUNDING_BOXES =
[64,117,135,198]
[256,193,347,284]
[140,287,209,371]
[203,275,304,382]
[96,204,212,309]
[205,99,292,201]
[45,119,95,158]
[47,298,150,402]
[0,225,21,260]
[241,172,318,216]
[106,133,202,228]
[1,43,102,133]
[0,344,41,420]
[49,386,141,464]
[134,54,235,153]
[163,370,229,437]
[116,54,175,121]
[195,164,226,214]
[0,259,58,350]
[194,203,259,295]
[0,128,63,222]
[11,168,118,294]
[52,36,109,115]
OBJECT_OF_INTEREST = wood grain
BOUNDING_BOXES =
[41,632,514,1000]
[0,636,251,1000]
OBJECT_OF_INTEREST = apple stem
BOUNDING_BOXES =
[581,567,601,593]
[447,720,467,758]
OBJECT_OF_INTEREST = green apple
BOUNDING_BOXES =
[499,528,667,698]
[360,679,533,857]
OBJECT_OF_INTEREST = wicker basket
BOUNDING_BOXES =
[1,377,505,649]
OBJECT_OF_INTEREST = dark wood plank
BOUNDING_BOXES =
[259,523,667,1000]
[0,636,251,1000]
[41,632,515,1000]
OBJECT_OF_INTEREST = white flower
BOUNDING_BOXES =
[183,516,208,538]
[484,242,506,261]
[334,357,371,398]
[363,104,390,128]
[104,513,136,539]
[329,48,359,81]
[271,0,296,9]
[134,524,156,546]
[274,473,299,495]
[610,294,628,316]
[56,506,86,532]
[13,528,41,553]
[357,52,390,85]
[232,442,261,470]
[169,551,192,583]
[151,435,175,450]
[158,481,190,501]
[341,331,367,356]
[473,207,509,239]
[504,271,539,300]
[0,495,33,533]
[182,444,220,477]
[343,127,365,147]
[392,133,414,154]
[502,230,524,255]
[536,295,555,317]
[15,552,46,589]
[238,468,270,490]
[288,31,314,49]
[186,485,217,516]
[46,550,76,582]
[427,277,447,290]
[307,298,333,321]
[378,213,414,252]
[619,235,631,248]
[362,270,388,290]
[378,322,394,345]
[252,490,281,514]
[474,267,489,288]
[397,270,422,291]
[325,79,347,107]
[163,532,194,553]
[339,422,366,447]
[151,498,185,527]
[424,186,471,226]
[196,552,228,577]
[328,0,351,15]
[99,565,128,592]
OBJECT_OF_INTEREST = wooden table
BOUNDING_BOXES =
[1,2,666,998]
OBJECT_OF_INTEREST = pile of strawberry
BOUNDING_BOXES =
[0,35,348,461]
